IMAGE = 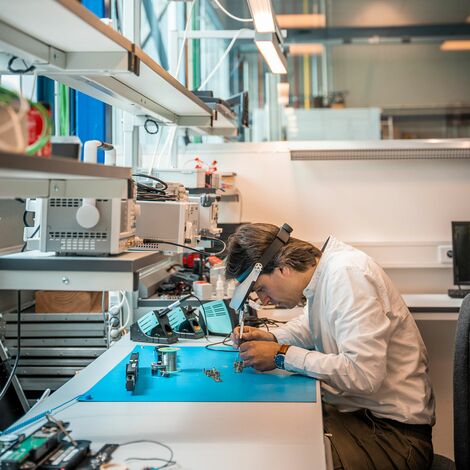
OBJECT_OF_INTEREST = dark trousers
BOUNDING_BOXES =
[323,404,433,470]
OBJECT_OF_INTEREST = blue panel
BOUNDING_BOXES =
[76,0,106,162]
[79,345,317,403]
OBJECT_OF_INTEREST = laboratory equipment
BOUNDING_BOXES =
[24,141,136,255]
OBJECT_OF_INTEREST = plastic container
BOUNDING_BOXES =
[216,275,225,300]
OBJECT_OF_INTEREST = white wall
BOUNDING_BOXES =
[184,140,470,293]
[185,141,470,244]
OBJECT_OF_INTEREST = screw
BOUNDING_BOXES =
[62,277,70,285]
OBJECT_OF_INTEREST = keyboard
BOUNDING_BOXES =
[448,289,470,299]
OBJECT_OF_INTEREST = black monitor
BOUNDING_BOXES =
[452,221,470,286]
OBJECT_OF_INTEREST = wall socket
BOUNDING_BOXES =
[437,245,453,264]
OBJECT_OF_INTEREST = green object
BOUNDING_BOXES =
[1,436,48,463]
[59,84,69,136]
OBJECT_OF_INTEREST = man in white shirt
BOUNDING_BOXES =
[226,223,435,470]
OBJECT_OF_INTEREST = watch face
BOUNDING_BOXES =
[275,353,285,370]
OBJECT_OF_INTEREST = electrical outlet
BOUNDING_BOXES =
[437,245,453,264]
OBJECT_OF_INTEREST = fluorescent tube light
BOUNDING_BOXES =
[276,14,326,29]
[255,33,287,74]
[247,0,276,33]
[289,43,324,56]
[440,40,470,51]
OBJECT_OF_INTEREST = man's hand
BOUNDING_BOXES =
[239,341,281,371]
[231,326,277,348]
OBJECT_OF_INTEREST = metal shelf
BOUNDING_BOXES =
[0,0,213,126]
[0,250,169,291]
[0,151,131,198]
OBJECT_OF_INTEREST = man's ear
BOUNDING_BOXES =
[279,265,291,277]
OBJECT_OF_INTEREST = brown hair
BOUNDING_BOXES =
[225,223,322,280]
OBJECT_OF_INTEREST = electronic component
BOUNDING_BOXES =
[188,194,222,238]
[134,200,199,253]
[40,440,90,470]
[24,142,136,256]
[0,422,64,470]
[125,353,139,392]
[142,168,206,189]
[130,309,178,345]
[74,444,118,470]
[203,368,222,382]
[234,360,244,373]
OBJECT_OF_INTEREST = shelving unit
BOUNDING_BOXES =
[0,0,215,128]
[0,151,131,199]
[0,250,169,292]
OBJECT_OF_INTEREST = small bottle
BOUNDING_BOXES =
[226,279,236,298]
[216,275,225,300]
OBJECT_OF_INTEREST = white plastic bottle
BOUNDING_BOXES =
[226,279,236,298]
[216,275,225,300]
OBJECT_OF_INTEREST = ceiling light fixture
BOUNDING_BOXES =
[289,43,324,56]
[246,0,276,33]
[440,40,470,51]
[276,14,326,29]
[247,0,287,74]
[255,33,287,74]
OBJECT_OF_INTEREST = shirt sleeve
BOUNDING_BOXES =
[284,266,392,395]
[271,305,316,349]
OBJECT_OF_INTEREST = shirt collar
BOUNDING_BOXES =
[303,236,335,298]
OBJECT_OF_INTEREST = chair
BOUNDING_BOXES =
[431,294,470,470]
[453,294,470,469]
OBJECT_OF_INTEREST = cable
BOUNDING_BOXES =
[175,0,197,78]
[120,439,175,469]
[0,291,22,402]
[7,56,36,74]
[22,210,33,228]
[205,333,238,352]
[1,394,81,436]
[201,236,226,255]
[148,126,177,175]
[146,240,222,257]
[198,28,249,91]
[144,118,160,135]
[119,291,131,331]
[212,0,253,22]
[21,225,40,252]
[132,173,177,202]
[132,173,168,191]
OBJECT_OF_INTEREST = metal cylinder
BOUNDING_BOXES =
[158,347,179,372]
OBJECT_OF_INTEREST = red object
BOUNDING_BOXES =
[27,104,51,157]
[183,253,200,268]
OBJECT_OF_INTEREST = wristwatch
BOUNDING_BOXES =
[274,344,290,370]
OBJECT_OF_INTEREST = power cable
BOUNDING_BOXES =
[0,291,22,402]
[212,0,253,22]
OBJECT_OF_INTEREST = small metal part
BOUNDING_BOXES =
[125,352,139,391]
[234,360,244,373]
[203,367,222,382]
[154,347,163,363]
[151,362,159,375]
[158,347,179,372]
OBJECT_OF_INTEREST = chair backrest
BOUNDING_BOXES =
[454,294,470,469]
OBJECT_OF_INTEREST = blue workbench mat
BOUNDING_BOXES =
[79,345,316,403]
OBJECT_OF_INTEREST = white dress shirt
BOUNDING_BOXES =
[272,237,435,425]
